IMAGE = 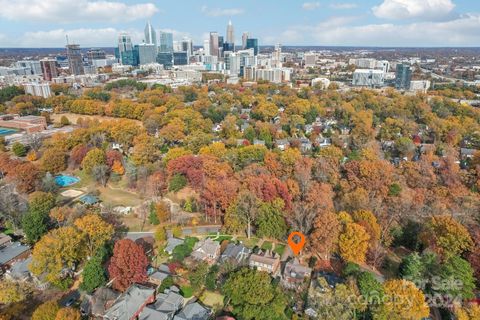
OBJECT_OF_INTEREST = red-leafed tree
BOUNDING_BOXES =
[167,155,204,188]
[70,144,89,167]
[106,149,123,167]
[14,162,41,193]
[201,177,238,223]
[108,239,148,291]
[243,174,292,210]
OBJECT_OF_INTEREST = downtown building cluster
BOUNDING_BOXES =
[115,21,292,84]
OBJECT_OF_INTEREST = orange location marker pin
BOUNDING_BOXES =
[288,231,306,256]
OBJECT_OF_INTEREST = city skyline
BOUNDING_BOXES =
[0,0,479,48]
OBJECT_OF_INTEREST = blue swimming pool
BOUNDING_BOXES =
[55,175,80,187]
[0,127,18,136]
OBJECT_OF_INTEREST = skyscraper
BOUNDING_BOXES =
[395,63,412,90]
[242,32,249,50]
[117,33,137,66]
[136,43,157,65]
[159,32,174,53]
[226,20,235,45]
[144,21,157,46]
[203,39,210,56]
[209,32,219,57]
[181,38,193,57]
[66,44,84,75]
[40,58,58,81]
[246,38,259,56]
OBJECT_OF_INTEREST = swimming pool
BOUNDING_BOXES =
[55,175,80,187]
[0,127,18,136]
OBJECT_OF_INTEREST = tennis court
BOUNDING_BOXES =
[0,127,18,136]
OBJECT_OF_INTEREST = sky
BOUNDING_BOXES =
[0,0,479,48]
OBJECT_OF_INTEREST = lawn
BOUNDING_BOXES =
[98,186,143,207]
[199,291,224,308]
[206,234,233,243]
[261,241,273,251]
[274,243,286,256]
[237,236,259,249]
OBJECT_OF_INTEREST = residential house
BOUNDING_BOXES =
[253,139,265,146]
[149,264,172,286]
[139,286,183,320]
[0,234,30,273]
[315,136,332,148]
[165,237,184,255]
[249,250,281,275]
[461,148,478,159]
[299,138,313,153]
[275,139,290,151]
[191,238,220,264]
[220,243,251,266]
[281,258,312,289]
[83,287,119,318]
[103,284,155,320]
[173,301,211,320]
[5,257,49,289]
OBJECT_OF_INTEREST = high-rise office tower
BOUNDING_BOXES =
[181,38,193,57]
[117,33,137,66]
[144,21,157,46]
[242,32,249,50]
[66,44,84,75]
[40,58,58,81]
[203,39,210,56]
[272,43,282,68]
[246,38,259,56]
[226,20,235,45]
[159,32,174,53]
[209,32,219,57]
[395,63,412,90]
[137,43,157,65]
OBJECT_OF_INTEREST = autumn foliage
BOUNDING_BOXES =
[108,239,148,291]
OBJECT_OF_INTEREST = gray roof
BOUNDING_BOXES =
[191,238,220,261]
[90,287,120,317]
[173,302,210,320]
[165,237,184,254]
[7,257,32,280]
[0,242,30,265]
[140,286,183,320]
[104,284,155,320]
[150,271,170,282]
[461,148,478,156]
[220,243,251,264]
[0,233,12,247]
[283,258,312,280]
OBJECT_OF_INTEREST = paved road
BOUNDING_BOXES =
[125,225,221,240]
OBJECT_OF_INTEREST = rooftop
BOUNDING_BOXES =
[0,241,30,265]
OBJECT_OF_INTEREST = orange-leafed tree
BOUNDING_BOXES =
[310,211,341,261]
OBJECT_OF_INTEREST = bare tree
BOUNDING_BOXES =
[26,134,43,152]
[92,165,110,187]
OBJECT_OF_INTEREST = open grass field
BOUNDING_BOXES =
[199,291,224,308]
[98,186,143,207]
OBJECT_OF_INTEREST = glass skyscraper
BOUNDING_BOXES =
[159,32,174,53]
[246,38,259,56]
[395,63,412,90]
